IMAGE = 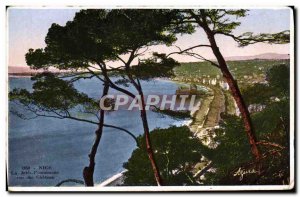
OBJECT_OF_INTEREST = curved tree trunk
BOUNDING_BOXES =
[98,63,163,185]
[123,62,163,185]
[83,82,109,186]
[200,14,261,160]
[219,64,261,160]
[139,90,163,186]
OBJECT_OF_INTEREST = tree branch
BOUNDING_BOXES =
[103,124,139,146]
[95,61,135,98]
[86,67,105,82]
[167,44,211,58]
[214,31,290,47]
[11,106,138,145]
[167,45,219,68]
[256,140,285,150]
[134,47,149,57]
[116,56,126,65]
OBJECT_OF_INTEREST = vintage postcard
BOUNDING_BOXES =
[6,6,295,192]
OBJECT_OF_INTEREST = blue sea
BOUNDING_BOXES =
[8,76,189,186]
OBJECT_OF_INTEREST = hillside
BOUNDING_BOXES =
[224,53,290,61]
[174,59,290,84]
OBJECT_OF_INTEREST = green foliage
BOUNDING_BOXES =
[14,9,292,186]
[123,126,208,186]
[255,146,290,185]
[194,9,290,46]
[175,60,289,81]
[26,9,192,71]
[242,63,290,106]
[252,100,289,144]
[203,115,252,184]
[25,48,52,69]
[228,60,289,80]
[242,83,275,106]
[266,64,290,96]
[116,53,180,81]
[249,92,289,185]
[203,9,248,34]
[233,31,290,47]
[204,100,290,185]
[16,9,195,124]
[249,64,289,144]
[104,10,179,48]
[174,61,220,78]
[9,73,97,114]
[170,9,289,47]
[204,64,290,185]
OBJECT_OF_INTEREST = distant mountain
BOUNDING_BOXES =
[8,66,42,74]
[8,66,67,75]
[8,53,290,74]
[224,53,290,61]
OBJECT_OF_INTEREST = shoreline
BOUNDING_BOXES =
[9,76,201,187]
[97,78,211,187]
[10,76,211,187]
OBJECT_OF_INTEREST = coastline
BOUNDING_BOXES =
[8,74,33,78]
[10,76,221,187]
[97,78,213,187]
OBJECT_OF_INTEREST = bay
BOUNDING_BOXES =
[8,76,189,186]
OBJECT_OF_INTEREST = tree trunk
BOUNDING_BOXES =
[220,66,261,160]
[98,63,163,185]
[201,17,261,160]
[138,88,163,186]
[83,82,110,186]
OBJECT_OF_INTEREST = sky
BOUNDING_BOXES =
[8,8,291,68]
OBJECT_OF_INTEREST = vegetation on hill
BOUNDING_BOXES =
[174,60,289,85]
[205,64,290,185]
[123,126,208,186]
[9,8,291,187]
[124,63,290,185]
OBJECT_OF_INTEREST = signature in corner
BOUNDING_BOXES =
[233,167,258,181]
